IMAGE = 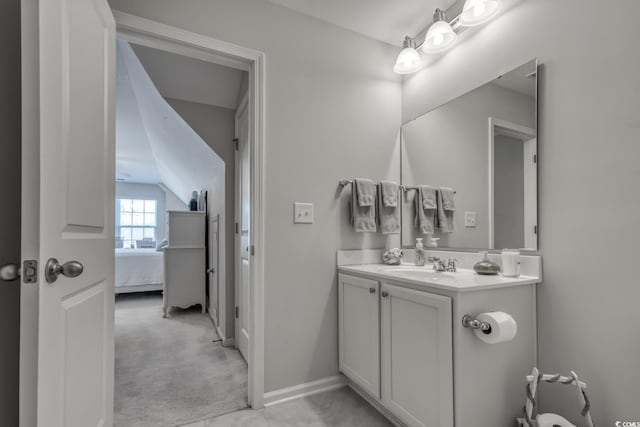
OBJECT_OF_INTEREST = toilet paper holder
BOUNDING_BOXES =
[462,314,492,332]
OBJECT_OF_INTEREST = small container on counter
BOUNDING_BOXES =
[501,249,521,277]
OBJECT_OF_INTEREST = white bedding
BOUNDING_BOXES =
[115,249,163,293]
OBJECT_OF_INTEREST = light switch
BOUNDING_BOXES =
[294,202,314,224]
[465,211,477,228]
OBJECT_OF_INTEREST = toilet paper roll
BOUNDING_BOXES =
[474,311,517,344]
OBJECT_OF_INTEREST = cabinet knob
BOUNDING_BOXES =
[381,291,389,298]
[369,287,376,294]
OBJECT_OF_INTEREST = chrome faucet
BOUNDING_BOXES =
[427,257,447,272]
[446,258,461,272]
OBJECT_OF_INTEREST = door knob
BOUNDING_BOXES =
[45,258,84,284]
[0,263,20,281]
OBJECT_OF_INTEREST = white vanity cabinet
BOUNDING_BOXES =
[380,283,453,427]
[339,267,538,427]
[338,274,453,427]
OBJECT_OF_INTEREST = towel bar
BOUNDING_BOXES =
[338,179,455,194]
[403,186,456,194]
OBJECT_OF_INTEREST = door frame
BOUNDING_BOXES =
[488,117,537,250]
[113,11,267,408]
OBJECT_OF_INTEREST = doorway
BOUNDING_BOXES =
[113,35,252,426]
[489,117,537,250]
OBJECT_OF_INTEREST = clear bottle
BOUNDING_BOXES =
[415,238,426,266]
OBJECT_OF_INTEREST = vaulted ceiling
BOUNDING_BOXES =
[116,40,224,203]
[265,0,458,46]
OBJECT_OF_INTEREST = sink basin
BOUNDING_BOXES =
[380,266,456,280]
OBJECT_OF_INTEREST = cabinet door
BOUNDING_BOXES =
[339,274,380,398]
[381,283,453,427]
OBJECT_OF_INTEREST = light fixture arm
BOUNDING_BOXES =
[402,35,418,49]
[433,8,447,22]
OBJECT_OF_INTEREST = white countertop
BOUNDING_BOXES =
[338,263,540,292]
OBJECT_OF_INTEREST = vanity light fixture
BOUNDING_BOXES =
[458,0,502,27]
[393,36,422,75]
[422,9,457,54]
[393,1,503,74]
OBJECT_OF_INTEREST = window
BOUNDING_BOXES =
[116,199,157,249]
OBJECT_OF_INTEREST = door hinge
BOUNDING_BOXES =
[235,306,239,318]
[23,260,38,284]
[250,245,255,256]
[533,154,537,163]
[534,225,538,235]
[233,138,239,151]
[235,222,239,234]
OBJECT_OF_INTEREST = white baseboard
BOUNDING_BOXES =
[263,375,347,407]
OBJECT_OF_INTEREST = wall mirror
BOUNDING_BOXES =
[401,59,538,251]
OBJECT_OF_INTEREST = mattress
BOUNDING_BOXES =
[115,249,163,291]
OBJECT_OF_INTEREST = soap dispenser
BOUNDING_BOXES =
[415,238,426,266]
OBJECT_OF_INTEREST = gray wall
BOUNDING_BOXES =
[165,97,237,339]
[494,135,524,249]
[401,82,534,248]
[108,0,402,392]
[0,0,21,423]
[403,0,640,422]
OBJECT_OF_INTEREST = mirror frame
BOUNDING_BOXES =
[400,59,539,253]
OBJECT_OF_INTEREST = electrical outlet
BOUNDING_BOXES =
[465,211,477,228]
[294,202,314,224]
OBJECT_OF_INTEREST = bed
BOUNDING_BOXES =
[115,248,164,294]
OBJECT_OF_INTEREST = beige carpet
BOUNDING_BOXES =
[114,293,248,427]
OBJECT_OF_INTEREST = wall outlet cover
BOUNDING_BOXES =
[294,202,314,224]
[464,211,477,228]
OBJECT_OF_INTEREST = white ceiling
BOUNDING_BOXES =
[116,42,162,184]
[131,43,245,109]
[265,0,458,46]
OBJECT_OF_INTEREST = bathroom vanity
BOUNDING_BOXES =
[337,250,542,427]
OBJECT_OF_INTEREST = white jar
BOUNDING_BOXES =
[501,249,520,277]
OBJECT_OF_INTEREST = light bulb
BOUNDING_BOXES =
[422,20,457,54]
[393,46,421,74]
[459,0,501,27]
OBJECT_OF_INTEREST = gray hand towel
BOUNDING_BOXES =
[377,182,400,235]
[354,178,376,207]
[437,187,455,233]
[380,181,399,207]
[350,179,377,232]
[413,185,436,234]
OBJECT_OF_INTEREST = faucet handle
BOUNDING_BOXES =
[446,258,461,272]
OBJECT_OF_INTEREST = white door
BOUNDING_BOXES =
[381,284,453,427]
[23,1,116,426]
[208,214,220,325]
[235,99,250,361]
[338,274,380,398]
